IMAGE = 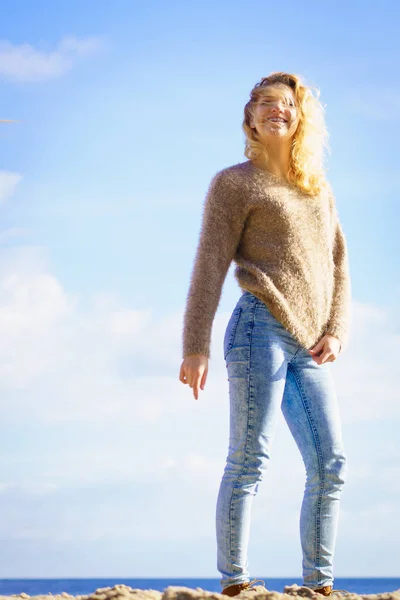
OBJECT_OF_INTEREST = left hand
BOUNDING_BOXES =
[308,334,341,365]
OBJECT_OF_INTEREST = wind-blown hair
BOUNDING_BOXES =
[243,72,330,196]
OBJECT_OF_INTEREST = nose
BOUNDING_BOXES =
[270,101,285,113]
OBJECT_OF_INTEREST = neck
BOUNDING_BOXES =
[253,139,292,178]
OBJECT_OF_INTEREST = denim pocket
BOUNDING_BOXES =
[223,306,242,360]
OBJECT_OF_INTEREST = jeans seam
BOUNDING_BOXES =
[288,364,326,586]
[228,295,257,572]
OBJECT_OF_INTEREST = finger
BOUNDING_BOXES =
[310,341,323,354]
[312,354,324,365]
[200,369,207,390]
[179,365,188,384]
[320,352,333,365]
[193,375,202,400]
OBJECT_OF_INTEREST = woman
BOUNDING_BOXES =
[179,72,351,597]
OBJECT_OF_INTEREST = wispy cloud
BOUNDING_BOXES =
[0,171,22,205]
[0,35,106,82]
[0,245,397,427]
[0,178,397,571]
[0,246,397,574]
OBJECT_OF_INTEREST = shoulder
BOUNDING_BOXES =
[322,180,338,213]
[203,162,253,216]
[209,161,255,191]
[212,161,251,185]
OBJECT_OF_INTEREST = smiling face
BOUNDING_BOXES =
[250,83,300,142]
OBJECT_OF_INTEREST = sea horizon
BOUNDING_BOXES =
[1,577,400,596]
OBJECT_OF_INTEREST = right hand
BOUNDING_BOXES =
[179,354,209,400]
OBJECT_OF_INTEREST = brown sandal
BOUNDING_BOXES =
[314,587,351,597]
[221,579,266,597]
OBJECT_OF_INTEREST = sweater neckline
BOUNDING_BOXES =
[244,160,293,187]
[244,160,321,200]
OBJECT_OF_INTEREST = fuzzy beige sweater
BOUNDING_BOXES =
[182,160,351,359]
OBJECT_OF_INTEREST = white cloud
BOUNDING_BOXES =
[0,238,398,570]
[0,35,105,82]
[0,244,398,428]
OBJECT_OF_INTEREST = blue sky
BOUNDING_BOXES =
[0,0,399,580]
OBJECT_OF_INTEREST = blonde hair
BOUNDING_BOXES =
[243,72,330,196]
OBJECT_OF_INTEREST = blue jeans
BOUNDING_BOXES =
[216,291,347,590]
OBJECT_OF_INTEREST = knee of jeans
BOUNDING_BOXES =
[306,452,347,489]
[249,454,269,479]
[226,451,269,481]
[324,453,348,488]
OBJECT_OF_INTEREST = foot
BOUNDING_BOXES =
[221,579,266,597]
[314,587,351,597]
[314,587,333,597]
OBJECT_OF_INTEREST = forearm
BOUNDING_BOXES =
[325,221,352,353]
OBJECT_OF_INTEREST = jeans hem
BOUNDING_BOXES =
[221,579,250,590]
[304,582,334,590]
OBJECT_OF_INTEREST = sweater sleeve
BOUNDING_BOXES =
[182,170,249,360]
[324,198,352,353]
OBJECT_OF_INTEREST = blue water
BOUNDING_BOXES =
[0,579,400,596]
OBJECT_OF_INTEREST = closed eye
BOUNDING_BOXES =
[260,98,296,107]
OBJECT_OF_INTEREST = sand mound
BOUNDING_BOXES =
[4,583,400,600]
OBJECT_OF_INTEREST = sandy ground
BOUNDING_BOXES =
[1,583,400,600]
